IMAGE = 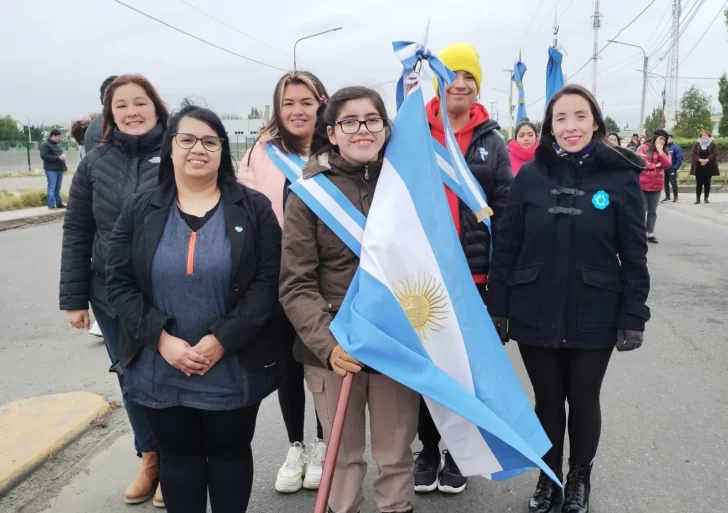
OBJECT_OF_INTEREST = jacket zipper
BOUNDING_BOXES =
[186,231,197,276]
[560,164,581,345]
[364,164,369,180]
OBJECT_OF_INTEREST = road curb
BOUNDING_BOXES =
[0,392,110,497]
[0,211,65,232]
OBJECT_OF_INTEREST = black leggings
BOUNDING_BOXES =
[143,403,260,513]
[518,344,613,470]
[696,170,712,199]
[278,319,323,443]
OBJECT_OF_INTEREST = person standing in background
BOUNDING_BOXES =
[61,74,167,507]
[626,133,640,151]
[607,133,621,147]
[84,75,119,153]
[663,134,683,203]
[238,70,329,494]
[637,129,671,244]
[417,41,513,495]
[690,130,719,204]
[39,129,67,210]
[508,119,539,174]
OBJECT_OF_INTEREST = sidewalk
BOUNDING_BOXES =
[0,206,65,231]
[0,392,109,497]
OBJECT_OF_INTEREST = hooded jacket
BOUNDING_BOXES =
[487,142,651,348]
[637,143,671,192]
[279,151,380,369]
[426,99,513,281]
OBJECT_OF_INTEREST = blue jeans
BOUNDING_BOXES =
[45,170,63,207]
[91,303,158,455]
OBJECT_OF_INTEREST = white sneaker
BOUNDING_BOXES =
[303,438,327,490]
[88,321,103,338]
[275,442,307,493]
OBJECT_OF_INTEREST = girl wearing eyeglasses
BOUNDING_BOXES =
[106,104,283,513]
[279,86,420,513]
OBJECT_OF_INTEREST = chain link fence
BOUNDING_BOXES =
[0,140,81,175]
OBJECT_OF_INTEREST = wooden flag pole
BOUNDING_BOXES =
[313,372,355,513]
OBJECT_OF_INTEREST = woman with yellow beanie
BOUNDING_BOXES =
[415,41,513,496]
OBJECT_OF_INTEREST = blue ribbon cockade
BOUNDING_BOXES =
[592,190,610,210]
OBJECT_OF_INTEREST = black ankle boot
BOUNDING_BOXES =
[529,459,563,513]
[562,461,592,513]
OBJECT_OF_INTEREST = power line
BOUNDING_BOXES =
[649,0,705,67]
[568,0,660,82]
[111,0,288,71]
[177,0,291,57]
[520,0,550,44]
[679,0,728,65]
[644,1,676,56]
[523,0,560,49]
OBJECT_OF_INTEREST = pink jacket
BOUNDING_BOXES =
[636,144,671,192]
[237,142,288,227]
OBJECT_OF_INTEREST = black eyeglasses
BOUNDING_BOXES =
[173,133,224,152]
[336,118,385,135]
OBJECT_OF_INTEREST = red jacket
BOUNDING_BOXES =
[637,144,671,192]
[427,98,490,284]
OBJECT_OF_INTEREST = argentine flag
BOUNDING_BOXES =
[330,79,558,482]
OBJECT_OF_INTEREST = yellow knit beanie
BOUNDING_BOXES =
[434,43,483,96]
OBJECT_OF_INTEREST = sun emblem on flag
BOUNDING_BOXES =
[393,274,449,340]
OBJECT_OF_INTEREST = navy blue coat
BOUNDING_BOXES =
[487,143,651,349]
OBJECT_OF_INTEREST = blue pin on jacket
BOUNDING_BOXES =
[592,190,609,210]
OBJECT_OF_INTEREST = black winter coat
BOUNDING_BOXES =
[487,143,651,349]
[59,125,163,315]
[39,138,67,171]
[105,180,283,369]
[459,119,513,276]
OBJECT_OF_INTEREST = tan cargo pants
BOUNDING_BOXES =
[304,365,419,513]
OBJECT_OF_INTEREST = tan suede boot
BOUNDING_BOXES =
[123,452,159,504]
[153,483,165,508]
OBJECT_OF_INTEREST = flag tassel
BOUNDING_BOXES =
[313,372,355,513]
[475,206,494,222]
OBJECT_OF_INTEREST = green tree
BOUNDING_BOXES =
[247,107,262,119]
[221,112,242,120]
[718,73,728,137]
[604,116,620,134]
[0,115,24,141]
[643,107,663,138]
[673,86,714,138]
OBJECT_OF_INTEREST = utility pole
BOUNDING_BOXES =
[487,101,498,116]
[665,0,681,128]
[592,0,602,97]
[504,68,514,140]
[26,117,31,172]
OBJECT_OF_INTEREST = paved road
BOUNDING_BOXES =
[1,200,727,513]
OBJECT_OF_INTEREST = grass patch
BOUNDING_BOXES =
[0,189,69,212]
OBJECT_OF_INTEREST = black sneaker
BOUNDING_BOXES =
[56,203,66,209]
[705,198,710,204]
[413,448,441,493]
[437,450,467,494]
[48,206,58,210]
[647,235,659,244]
[661,197,670,203]
[673,197,678,203]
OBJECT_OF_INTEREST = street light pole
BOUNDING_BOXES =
[608,39,648,136]
[293,27,343,70]
[503,69,514,140]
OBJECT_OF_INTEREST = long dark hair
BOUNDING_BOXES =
[259,71,328,157]
[158,104,236,185]
[102,74,169,142]
[539,84,608,154]
[646,132,670,158]
[515,119,539,140]
[608,132,622,146]
[311,86,391,157]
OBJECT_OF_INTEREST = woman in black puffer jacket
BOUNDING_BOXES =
[59,74,169,507]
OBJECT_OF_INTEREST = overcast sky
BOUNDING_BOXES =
[2,0,726,130]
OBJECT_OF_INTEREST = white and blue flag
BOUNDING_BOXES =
[329,48,559,483]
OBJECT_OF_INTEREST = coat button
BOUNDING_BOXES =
[304,172,311,178]
[232,284,240,292]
